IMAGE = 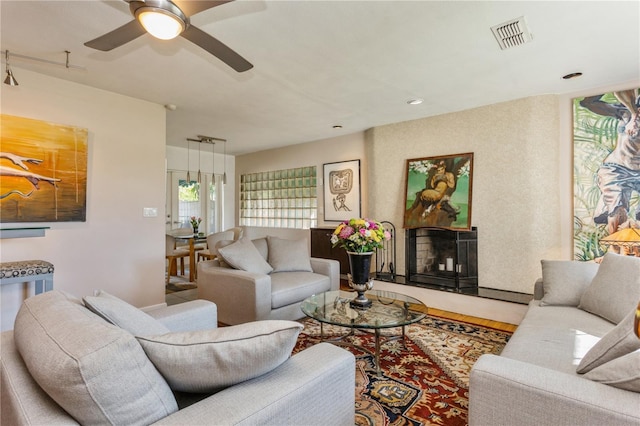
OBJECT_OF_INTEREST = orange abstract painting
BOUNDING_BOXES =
[0,114,88,222]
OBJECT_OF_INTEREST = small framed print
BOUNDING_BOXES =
[323,159,361,222]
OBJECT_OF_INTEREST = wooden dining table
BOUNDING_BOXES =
[173,234,207,282]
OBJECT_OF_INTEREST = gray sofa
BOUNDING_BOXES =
[469,253,640,426]
[1,290,355,425]
[197,226,340,325]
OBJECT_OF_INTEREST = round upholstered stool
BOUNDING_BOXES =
[0,260,54,294]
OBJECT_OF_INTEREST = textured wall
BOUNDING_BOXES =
[367,95,562,293]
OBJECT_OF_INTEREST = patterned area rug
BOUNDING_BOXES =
[293,315,512,426]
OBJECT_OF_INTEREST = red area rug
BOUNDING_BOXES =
[293,315,512,426]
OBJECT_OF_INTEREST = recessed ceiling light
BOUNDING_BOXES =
[333,125,343,129]
[562,72,583,80]
[407,99,423,105]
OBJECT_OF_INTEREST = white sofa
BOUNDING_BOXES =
[197,226,340,325]
[469,252,640,426]
[1,290,355,425]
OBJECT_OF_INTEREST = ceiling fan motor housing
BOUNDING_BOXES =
[130,0,190,36]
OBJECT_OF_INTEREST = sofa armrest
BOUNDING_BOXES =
[310,257,340,291]
[469,354,640,426]
[153,343,355,426]
[146,300,218,332]
[197,262,272,325]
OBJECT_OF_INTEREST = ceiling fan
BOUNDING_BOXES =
[84,0,252,72]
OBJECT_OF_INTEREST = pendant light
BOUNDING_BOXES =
[212,142,216,184]
[186,139,191,182]
[223,140,227,185]
[197,141,202,183]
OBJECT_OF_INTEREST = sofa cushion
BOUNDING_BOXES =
[271,272,331,309]
[14,291,178,425]
[217,237,273,275]
[136,320,303,393]
[83,290,170,336]
[583,349,640,392]
[500,301,613,375]
[577,305,640,373]
[579,252,640,324]
[268,236,313,273]
[540,260,599,306]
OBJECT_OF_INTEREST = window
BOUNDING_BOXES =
[239,166,317,229]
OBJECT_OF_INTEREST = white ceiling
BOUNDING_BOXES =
[1,1,639,155]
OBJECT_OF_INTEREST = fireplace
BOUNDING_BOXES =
[405,227,478,292]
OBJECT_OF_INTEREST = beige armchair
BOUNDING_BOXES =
[197,226,340,325]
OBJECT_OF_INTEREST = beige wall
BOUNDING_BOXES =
[368,96,563,294]
[236,132,367,228]
[1,68,167,331]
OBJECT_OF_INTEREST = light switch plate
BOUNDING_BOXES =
[143,207,158,217]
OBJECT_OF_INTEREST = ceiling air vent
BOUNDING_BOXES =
[491,16,533,50]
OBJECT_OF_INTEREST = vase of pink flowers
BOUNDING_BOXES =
[331,218,391,308]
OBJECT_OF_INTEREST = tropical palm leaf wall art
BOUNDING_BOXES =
[573,89,640,261]
[0,114,88,222]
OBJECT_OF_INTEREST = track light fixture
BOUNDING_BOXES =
[4,50,18,86]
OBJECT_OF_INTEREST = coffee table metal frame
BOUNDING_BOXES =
[300,289,427,376]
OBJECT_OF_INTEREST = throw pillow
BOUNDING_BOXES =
[577,305,640,373]
[14,291,178,425]
[267,235,313,272]
[539,260,599,306]
[217,237,273,275]
[83,290,170,336]
[583,349,640,392]
[252,237,269,260]
[136,320,303,393]
[578,252,640,324]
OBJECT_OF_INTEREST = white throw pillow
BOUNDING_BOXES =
[578,252,640,324]
[267,236,313,272]
[577,305,640,373]
[136,320,303,393]
[217,237,273,275]
[540,260,599,306]
[14,291,178,425]
[583,349,640,392]
[83,290,170,336]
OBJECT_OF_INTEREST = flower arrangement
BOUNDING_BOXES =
[189,216,202,229]
[331,218,391,253]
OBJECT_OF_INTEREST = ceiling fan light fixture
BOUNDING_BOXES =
[136,8,185,40]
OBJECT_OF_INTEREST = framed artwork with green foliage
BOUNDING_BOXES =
[403,152,473,230]
[573,89,640,261]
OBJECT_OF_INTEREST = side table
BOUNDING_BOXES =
[0,260,54,294]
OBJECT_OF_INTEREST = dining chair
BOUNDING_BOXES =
[197,230,236,262]
[165,234,190,284]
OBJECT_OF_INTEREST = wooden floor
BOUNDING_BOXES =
[424,306,517,333]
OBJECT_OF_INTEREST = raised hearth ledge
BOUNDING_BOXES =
[372,280,528,326]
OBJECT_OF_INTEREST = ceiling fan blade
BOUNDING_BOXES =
[172,0,232,18]
[84,20,146,51]
[181,25,253,72]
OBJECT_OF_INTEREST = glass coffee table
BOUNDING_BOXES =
[300,289,427,376]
